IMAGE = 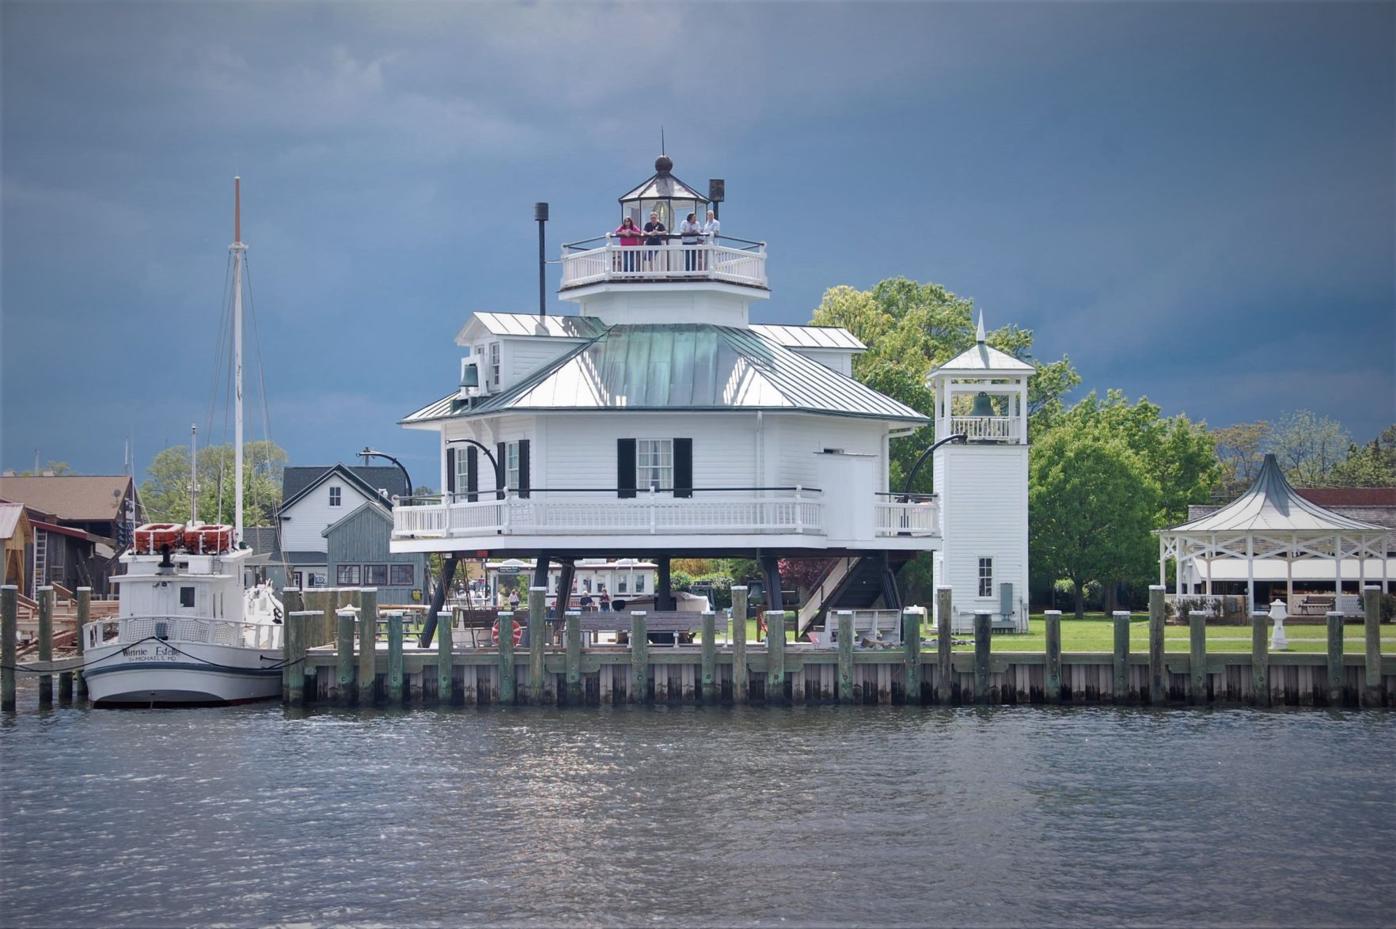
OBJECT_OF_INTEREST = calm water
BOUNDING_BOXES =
[2,701,1394,928]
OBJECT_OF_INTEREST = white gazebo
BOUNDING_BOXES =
[1158,454,1391,611]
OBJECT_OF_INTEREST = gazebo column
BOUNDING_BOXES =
[1334,532,1342,600]
[1287,533,1295,603]
[1158,535,1165,587]
[1245,535,1254,612]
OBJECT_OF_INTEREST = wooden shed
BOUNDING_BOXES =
[0,502,32,593]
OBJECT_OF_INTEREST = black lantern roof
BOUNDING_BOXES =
[618,155,709,205]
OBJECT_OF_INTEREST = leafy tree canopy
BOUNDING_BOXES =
[140,440,286,526]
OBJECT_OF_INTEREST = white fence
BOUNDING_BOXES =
[86,615,283,651]
[874,498,940,537]
[561,241,767,289]
[951,415,1018,441]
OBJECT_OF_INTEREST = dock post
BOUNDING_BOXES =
[630,612,648,703]
[437,609,454,705]
[730,587,748,703]
[498,610,517,705]
[1251,611,1269,708]
[1326,610,1344,707]
[386,612,404,704]
[565,611,582,706]
[75,586,91,701]
[528,586,546,705]
[973,611,991,704]
[1363,586,1383,708]
[358,588,378,706]
[837,611,854,704]
[336,607,356,706]
[1148,584,1165,705]
[1,585,16,711]
[765,610,786,704]
[903,606,923,704]
[281,589,303,704]
[700,611,716,704]
[285,611,313,707]
[1112,610,1130,703]
[1188,609,1207,705]
[936,587,953,705]
[37,586,53,706]
[1044,610,1062,704]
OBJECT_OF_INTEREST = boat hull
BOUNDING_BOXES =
[84,640,282,707]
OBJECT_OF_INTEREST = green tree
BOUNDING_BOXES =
[1213,421,1271,497]
[140,440,286,526]
[1328,425,1396,487]
[1267,410,1351,486]
[17,460,73,476]
[1030,429,1161,617]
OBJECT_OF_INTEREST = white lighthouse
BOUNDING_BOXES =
[928,315,1033,632]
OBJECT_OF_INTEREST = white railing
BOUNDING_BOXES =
[950,415,1018,441]
[874,498,941,537]
[85,615,282,651]
[394,489,822,539]
[560,241,768,289]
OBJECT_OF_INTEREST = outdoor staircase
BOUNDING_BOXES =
[795,555,906,636]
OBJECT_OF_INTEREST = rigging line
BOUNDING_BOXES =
[204,254,235,441]
[243,255,286,580]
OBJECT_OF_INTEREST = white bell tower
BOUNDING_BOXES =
[928,314,1034,632]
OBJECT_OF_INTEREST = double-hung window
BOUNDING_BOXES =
[636,439,673,491]
[329,486,341,507]
[489,343,501,388]
[505,442,521,491]
[978,557,993,598]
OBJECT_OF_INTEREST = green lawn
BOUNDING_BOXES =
[713,614,1393,655]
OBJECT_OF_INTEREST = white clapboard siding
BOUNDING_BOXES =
[542,412,757,491]
[935,443,1029,618]
[768,414,885,491]
[279,478,381,553]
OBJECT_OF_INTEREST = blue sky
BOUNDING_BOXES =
[3,1,1393,487]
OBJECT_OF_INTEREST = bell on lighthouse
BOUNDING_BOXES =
[969,391,996,417]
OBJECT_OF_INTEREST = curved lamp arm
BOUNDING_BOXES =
[445,438,505,490]
[900,433,968,499]
[359,447,414,504]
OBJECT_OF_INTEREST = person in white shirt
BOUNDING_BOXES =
[680,212,702,271]
[703,209,720,243]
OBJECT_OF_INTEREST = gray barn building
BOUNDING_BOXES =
[324,499,426,606]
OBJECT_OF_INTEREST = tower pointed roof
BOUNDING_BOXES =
[1169,454,1386,534]
[618,155,709,205]
[928,315,1034,375]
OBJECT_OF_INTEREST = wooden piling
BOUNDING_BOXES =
[1,585,16,711]
[1326,610,1344,706]
[700,611,716,704]
[630,612,648,703]
[1044,610,1062,704]
[498,610,517,705]
[336,607,356,706]
[75,586,90,700]
[766,610,786,704]
[565,610,583,706]
[281,590,303,705]
[285,610,314,707]
[358,588,378,706]
[437,609,454,705]
[730,587,748,703]
[1363,586,1383,708]
[1251,612,1269,708]
[528,586,546,705]
[936,587,953,705]
[903,606,923,704]
[1188,610,1207,705]
[37,587,53,706]
[837,610,854,704]
[973,611,991,704]
[1112,610,1130,703]
[387,612,404,704]
[1148,584,1165,705]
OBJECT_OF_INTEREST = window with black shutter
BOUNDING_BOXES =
[496,442,507,500]
[466,447,478,502]
[445,447,456,498]
[617,438,637,498]
[518,440,531,498]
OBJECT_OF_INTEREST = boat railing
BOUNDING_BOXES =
[86,614,283,651]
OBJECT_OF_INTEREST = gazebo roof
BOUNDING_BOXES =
[1168,454,1387,535]
[928,315,1034,376]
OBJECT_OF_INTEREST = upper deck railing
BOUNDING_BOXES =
[560,234,767,290]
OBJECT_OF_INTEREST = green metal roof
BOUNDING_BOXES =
[401,324,926,425]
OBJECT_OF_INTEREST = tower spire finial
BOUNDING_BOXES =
[975,311,986,343]
[660,125,666,155]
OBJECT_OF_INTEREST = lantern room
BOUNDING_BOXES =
[618,155,709,231]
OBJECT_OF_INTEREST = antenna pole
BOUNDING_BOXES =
[534,202,549,317]
[231,177,246,543]
[190,424,199,525]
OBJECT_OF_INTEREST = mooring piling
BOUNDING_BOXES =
[730,587,748,703]
[1189,609,1207,705]
[335,606,356,706]
[1364,586,1383,708]
[436,609,453,705]
[1044,610,1062,704]
[1112,610,1130,703]
[75,586,91,701]
[837,610,854,703]
[386,612,405,704]
[766,610,786,704]
[973,611,991,704]
[2,585,16,711]
[903,606,923,704]
[1148,585,1165,705]
[565,610,583,705]
[358,588,378,706]
[700,611,716,703]
[1251,611,1270,707]
[1326,610,1344,706]
[285,610,314,707]
[630,611,648,703]
[936,587,953,704]
[37,587,53,706]
[528,586,546,705]
[497,610,517,704]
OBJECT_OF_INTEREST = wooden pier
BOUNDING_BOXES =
[3,583,1392,712]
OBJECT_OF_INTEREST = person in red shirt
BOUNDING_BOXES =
[613,216,641,271]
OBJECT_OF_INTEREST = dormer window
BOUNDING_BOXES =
[488,342,501,390]
[329,486,341,507]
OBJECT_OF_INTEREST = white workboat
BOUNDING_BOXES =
[84,525,284,706]
[83,178,285,706]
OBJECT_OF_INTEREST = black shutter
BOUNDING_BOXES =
[466,447,478,503]
[674,438,693,498]
[518,440,531,499]
[617,438,637,498]
[497,442,507,500]
[445,447,456,497]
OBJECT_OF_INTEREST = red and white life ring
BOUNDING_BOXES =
[492,616,524,647]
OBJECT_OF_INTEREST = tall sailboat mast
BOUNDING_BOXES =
[231,177,246,544]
